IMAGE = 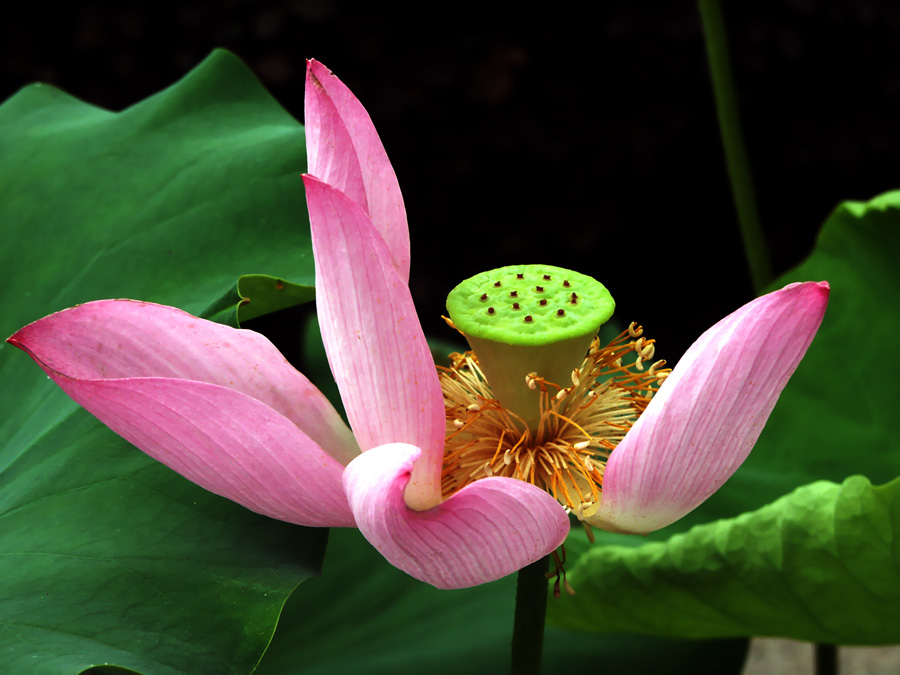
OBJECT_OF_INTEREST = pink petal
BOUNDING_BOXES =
[303,176,445,508]
[9,300,359,466]
[306,59,410,281]
[343,443,570,589]
[31,374,354,526]
[592,281,830,534]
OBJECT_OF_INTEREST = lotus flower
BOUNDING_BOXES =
[7,60,828,591]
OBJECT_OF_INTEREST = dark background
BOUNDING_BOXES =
[4,1,898,360]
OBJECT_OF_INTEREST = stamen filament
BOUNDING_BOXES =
[438,328,670,514]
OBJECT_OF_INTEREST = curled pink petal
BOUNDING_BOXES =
[306,59,410,280]
[592,281,830,534]
[9,300,359,466]
[303,176,445,507]
[343,443,570,589]
[30,373,354,527]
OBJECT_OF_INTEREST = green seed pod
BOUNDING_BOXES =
[446,264,615,427]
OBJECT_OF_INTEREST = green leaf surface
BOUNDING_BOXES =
[719,191,900,509]
[0,49,314,329]
[548,191,900,643]
[254,528,749,675]
[2,410,328,675]
[202,274,315,327]
[551,476,900,644]
[1,50,326,674]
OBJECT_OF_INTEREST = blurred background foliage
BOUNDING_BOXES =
[4,1,899,362]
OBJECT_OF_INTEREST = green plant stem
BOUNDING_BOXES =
[815,644,837,675]
[698,0,773,293]
[511,556,549,675]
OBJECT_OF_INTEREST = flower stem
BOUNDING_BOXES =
[511,555,549,675]
[815,644,837,675]
[698,0,774,293]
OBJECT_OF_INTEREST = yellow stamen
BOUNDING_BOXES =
[438,327,671,516]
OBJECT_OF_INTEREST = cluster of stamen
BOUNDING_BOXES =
[438,323,670,517]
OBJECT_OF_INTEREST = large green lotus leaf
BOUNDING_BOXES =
[254,528,749,675]
[551,475,900,644]
[547,191,900,641]
[0,53,316,329]
[1,50,327,673]
[1,409,328,675]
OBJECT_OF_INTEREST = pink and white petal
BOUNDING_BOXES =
[591,281,830,534]
[8,300,359,466]
[305,59,410,281]
[343,443,570,589]
[304,65,368,216]
[42,373,354,527]
[303,176,444,498]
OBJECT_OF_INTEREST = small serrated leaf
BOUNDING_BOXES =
[202,274,315,327]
